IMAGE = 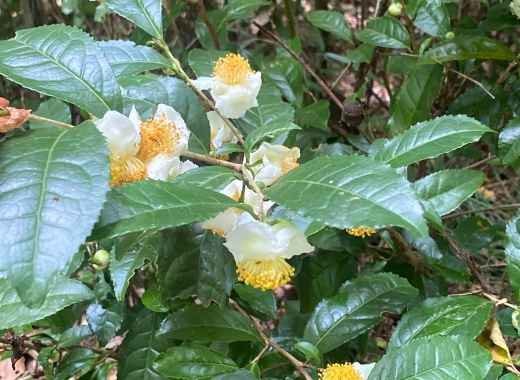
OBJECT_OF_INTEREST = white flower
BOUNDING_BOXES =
[200,180,273,236]
[511,0,520,18]
[250,142,300,186]
[319,362,375,380]
[193,53,262,119]
[146,154,197,181]
[224,217,313,290]
[95,104,190,186]
[207,111,238,150]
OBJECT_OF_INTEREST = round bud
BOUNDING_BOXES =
[388,2,403,16]
[445,31,455,40]
[91,249,110,269]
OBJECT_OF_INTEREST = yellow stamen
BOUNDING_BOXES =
[319,363,363,380]
[213,53,253,85]
[137,117,180,162]
[236,257,294,290]
[110,156,147,187]
[346,227,376,238]
[281,154,299,174]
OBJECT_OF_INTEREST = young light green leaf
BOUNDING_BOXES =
[304,273,418,353]
[105,0,163,38]
[267,155,429,238]
[368,336,492,380]
[357,16,410,49]
[154,345,239,379]
[411,0,450,37]
[0,25,121,117]
[373,115,492,168]
[423,36,515,64]
[120,74,210,153]
[0,122,109,307]
[413,169,485,216]
[388,64,443,133]
[167,304,261,342]
[91,181,244,240]
[0,277,93,330]
[98,40,168,77]
[389,295,493,349]
[505,214,520,302]
[306,10,353,41]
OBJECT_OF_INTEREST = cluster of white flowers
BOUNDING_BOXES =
[95,104,197,186]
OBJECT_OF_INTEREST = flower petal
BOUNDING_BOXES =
[96,110,140,157]
[352,363,376,379]
[192,76,214,90]
[155,104,190,154]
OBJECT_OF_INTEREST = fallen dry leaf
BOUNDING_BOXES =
[478,318,513,365]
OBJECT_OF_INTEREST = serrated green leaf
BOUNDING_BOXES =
[120,74,210,153]
[374,115,492,168]
[91,181,244,240]
[118,309,175,380]
[0,25,121,117]
[304,273,418,353]
[295,100,330,130]
[413,169,485,216]
[98,40,168,77]
[30,99,71,130]
[0,122,109,307]
[173,166,238,191]
[154,345,238,379]
[389,64,443,133]
[357,16,410,49]
[56,348,99,380]
[0,277,92,330]
[239,102,295,136]
[105,0,162,38]
[499,117,520,165]
[212,370,257,380]
[86,303,123,345]
[411,0,450,37]
[389,295,493,349]
[505,214,520,302]
[423,36,515,64]
[368,336,492,380]
[234,283,277,320]
[110,232,161,302]
[188,49,227,77]
[158,229,235,306]
[223,0,269,22]
[167,304,261,342]
[245,122,301,150]
[267,155,429,238]
[306,10,353,41]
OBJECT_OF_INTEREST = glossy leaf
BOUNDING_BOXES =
[173,166,238,191]
[188,49,227,77]
[223,0,269,22]
[295,100,330,130]
[91,181,243,240]
[105,0,162,38]
[98,40,168,77]
[368,336,492,380]
[499,117,520,165]
[120,74,210,153]
[388,64,443,133]
[373,115,492,168]
[423,36,515,64]
[389,295,493,349]
[30,99,71,129]
[306,10,353,41]
[304,273,418,353]
[0,123,109,306]
[357,16,410,49]
[212,370,257,380]
[154,345,238,379]
[239,102,295,135]
[245,121,301,150]
[412,0,450,37]
[55,348,98,380]
[267,155,429,238]
[86,303,123,345]
[505,214,520,302]
[0,277,93,330]
[234,283,277,320]
[0,25,121,117]
[159,229,235,306]
[167,304,261,342]
[413,169,485,216]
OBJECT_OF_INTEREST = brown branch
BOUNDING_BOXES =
[196,0,220,49]
[182,151,242,171]
[443,203,520,220]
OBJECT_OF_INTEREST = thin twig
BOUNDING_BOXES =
[253,21,345,113]
[196,0,220,49]
[331,63,352,89]
[462,154,496,170]
[28,114,74,129]
[496,54,520,85]
[449,69,495,100]
[230,299,313,380]
[443,203,520,220]
[182,151,242,171]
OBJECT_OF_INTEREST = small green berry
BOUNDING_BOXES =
[445,31,455,40]
[388,2,403,16]
[91,249,110,269]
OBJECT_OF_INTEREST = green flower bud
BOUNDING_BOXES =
[91,249,110,269]
[445,31,455,40]
[388,2,403,16]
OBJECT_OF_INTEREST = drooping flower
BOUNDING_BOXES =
[0,97,31,133]
[201,180,273,236]
[207,111,238,150]
[224,216,314,290]
[193,53,262,119]
[511,0,520,19]
[319,362,375,380]
[96,104,194,186]
[346,227,377,238]
[250,142,300,186]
